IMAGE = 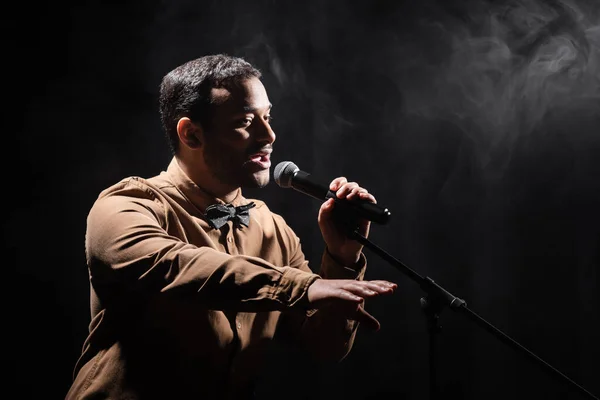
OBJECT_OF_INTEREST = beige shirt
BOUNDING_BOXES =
[66,157,367,400]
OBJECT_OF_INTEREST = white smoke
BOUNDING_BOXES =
[401,0,600,169]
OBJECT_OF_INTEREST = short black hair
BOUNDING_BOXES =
[158,54,262,154]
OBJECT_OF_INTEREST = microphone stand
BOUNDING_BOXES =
[345,227,599,400]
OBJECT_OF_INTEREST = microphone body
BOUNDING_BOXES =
[274,161,391,225]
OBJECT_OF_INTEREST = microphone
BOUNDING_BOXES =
[273,161,391,225]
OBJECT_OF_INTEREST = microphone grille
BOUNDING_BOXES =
[274,161,299,188]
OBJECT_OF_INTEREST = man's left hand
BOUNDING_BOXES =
[317,177,376,266]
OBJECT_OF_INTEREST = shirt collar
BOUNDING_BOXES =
[165,157,247,212]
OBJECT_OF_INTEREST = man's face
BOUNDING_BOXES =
[202,77,275,189]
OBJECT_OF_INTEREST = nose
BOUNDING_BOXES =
[255,118,276,145]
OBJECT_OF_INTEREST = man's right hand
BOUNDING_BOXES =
[306,278,397,331]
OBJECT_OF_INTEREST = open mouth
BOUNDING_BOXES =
[246,152,272,169]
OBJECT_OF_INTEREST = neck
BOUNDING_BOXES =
[214,187,240,204]
[176,157,240,204]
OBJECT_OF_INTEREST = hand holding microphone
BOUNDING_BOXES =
[274,161,391,265]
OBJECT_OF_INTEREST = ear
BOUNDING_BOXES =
[176,117,203,150]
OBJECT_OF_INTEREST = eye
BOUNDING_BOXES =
[238,117,253,127]
[265,114,274,123]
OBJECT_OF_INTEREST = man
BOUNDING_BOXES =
[66,54,397,400]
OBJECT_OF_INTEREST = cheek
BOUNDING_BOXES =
[207,139,249,167]
[222,135,251,156]
[207,133,243,151]
[221,141,248,160]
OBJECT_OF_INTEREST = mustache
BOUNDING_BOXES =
[246,144,273,156]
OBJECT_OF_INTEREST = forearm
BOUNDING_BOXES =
[279,251,368,361]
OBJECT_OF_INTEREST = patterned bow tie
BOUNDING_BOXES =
[204,202,256,229]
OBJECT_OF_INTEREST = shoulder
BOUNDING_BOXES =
[97,176,161,199]
[89,176,168,218]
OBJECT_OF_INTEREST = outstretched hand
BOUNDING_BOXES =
[306,278,397,331]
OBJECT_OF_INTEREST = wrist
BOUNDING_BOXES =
[326,247,360,266]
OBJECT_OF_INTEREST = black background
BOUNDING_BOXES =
[7,0,599,399]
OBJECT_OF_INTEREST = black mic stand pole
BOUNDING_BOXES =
[345,227,599,400]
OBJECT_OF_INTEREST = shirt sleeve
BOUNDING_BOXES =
[86,181,320,314]
[275,225,368,363]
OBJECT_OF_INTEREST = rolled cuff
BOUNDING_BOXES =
[321,248,367,280]
[273,266,321,307]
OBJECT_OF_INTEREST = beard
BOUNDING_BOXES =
[203,140,270,189]
[244,169,270,188]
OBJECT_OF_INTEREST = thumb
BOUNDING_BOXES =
[354,305,380,331]
[318,198,338,237]
[318,198,336,222]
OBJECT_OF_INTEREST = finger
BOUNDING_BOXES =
[345,281,396,298]
[336,182,359,198]
[329,177,348,192]
[358,192,377,204]
[368,281,397,293]
[355,306,381,331]
[369,280,397,289]
[347,188,376,204]
[362,281,396,294]
[344,282,381,298]
[338,289,365,304]
[346,187,367,200]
